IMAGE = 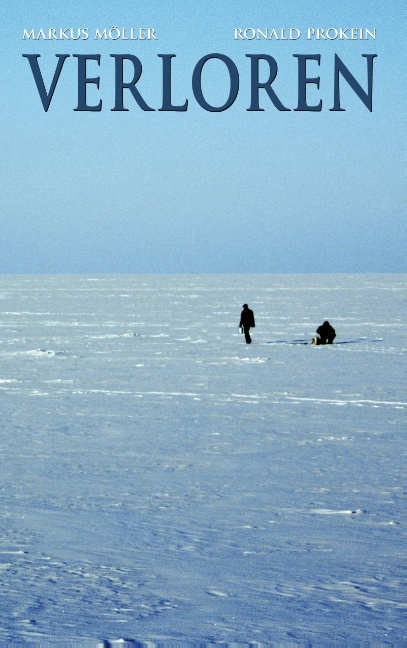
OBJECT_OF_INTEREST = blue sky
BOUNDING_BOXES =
[1,0,405,273]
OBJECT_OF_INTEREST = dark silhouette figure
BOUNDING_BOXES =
[314,320,336,345]
[239,304,255,344]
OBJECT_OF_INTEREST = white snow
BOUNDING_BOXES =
[0,274,405,644]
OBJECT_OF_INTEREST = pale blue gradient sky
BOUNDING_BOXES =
[1,0,405,272]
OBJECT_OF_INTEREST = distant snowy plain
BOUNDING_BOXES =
[0,274,405,645]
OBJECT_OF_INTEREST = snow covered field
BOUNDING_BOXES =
[0,274,405,644]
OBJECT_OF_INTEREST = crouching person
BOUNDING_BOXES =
[312,320,336,345]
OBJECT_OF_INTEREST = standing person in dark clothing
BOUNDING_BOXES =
[314,320,336,345]
[239,304,255,344]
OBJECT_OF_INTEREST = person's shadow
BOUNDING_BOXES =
[265,338,383,345]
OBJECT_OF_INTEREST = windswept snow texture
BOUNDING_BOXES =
[0,274,405,644]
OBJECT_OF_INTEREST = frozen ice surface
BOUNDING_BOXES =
[0,274,405,644]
